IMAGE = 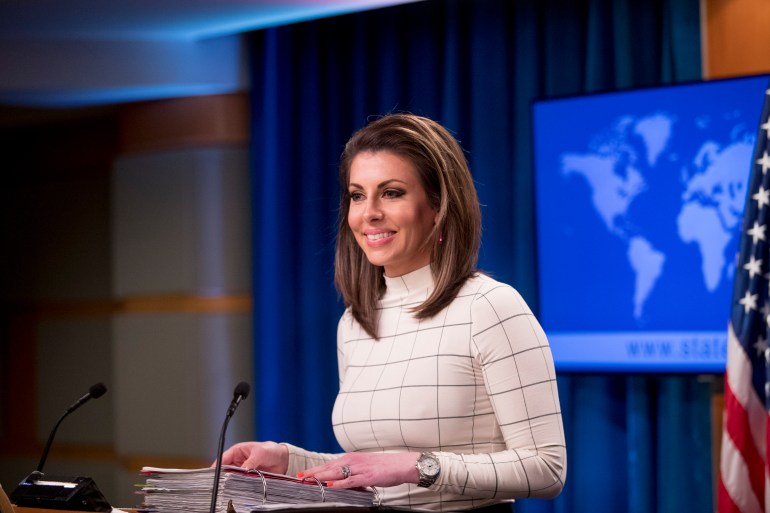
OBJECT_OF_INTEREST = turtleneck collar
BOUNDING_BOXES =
[383,264,434,297]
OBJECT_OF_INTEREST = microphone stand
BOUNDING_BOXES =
[37,382,107,474]
[35,411,73,476]
[209,382,250,513]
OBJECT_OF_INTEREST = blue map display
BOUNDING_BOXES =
[533,75,769,372]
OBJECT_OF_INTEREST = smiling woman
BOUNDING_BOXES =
[335,114,483,338]
[346,151,438,277]
[222,113,566,512]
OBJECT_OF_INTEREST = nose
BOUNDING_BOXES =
[363,197,383,222]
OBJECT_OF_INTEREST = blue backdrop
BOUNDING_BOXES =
[248,0,712,511]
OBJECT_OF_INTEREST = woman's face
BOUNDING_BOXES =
[347,150,437,277]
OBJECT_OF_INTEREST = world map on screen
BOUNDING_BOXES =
[533,76,769,370]
[561,113,753,323]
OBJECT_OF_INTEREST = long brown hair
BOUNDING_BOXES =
[334,114,482,339]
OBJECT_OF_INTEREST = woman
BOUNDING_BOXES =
[222,114,566,511]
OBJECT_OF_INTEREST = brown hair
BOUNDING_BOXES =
[334,114,482,339]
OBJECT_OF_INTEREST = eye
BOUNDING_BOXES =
[349,190,364,202]
[383,189,405,199]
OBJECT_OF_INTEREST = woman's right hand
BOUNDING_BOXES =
[218,441,289,474]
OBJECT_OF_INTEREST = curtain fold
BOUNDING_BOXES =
[248,1,708,511]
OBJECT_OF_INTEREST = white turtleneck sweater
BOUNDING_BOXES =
[284,265,566,511]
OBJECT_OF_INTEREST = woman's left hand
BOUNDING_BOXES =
[298,452,422,489]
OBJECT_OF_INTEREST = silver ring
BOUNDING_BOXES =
[341,465,351,479]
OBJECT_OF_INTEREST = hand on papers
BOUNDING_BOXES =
[218,441,289,474]
[298,451,421,489]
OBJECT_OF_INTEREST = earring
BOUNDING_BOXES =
[439,232,443,245]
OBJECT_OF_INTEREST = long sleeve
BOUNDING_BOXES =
[281,444,342,477]
[433,283,566,499]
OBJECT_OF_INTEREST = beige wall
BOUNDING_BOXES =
[0,94,255,508]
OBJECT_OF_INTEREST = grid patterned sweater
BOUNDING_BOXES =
[284,265,566,511]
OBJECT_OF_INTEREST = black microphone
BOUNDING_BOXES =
[210,381,250,513]
[11,382,112,512]
[37,382,108,473]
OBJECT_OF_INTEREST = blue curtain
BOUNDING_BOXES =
[248,0,710,511]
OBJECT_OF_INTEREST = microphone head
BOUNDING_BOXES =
[89,382,107,399]
[234,382,250,399]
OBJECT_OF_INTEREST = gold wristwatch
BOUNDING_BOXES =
[416,452,441,488]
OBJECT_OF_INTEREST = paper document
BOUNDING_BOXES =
[138,466,378,513]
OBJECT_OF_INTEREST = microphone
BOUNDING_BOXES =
[11,382,112,512]
[37,382,108,473]
[210,382,250,513]
[226,381,250,418]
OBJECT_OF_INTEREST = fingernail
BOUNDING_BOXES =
[296,472,304,478]
[326,482,333,487]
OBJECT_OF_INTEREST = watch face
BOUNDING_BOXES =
[420,455,440,477]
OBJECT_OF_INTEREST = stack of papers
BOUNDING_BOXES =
[139,466,377,512]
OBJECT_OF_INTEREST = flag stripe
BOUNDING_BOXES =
[725,372,766,506]
[726,326,769,464]
[766,428,770,512]
[720,475,753,513]
[721,428,764,513]
[766,472,770,513]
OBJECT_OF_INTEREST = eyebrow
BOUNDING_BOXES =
[348,179,409,189]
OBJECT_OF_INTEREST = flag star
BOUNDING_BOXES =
[740,290,759,313]
[763,116,770,139]
[758,151,770,175]
[765,347,770,364]
[754,337,768,357]
[748,221,767,244]
[745,255,764,278]
[754,186,770,209]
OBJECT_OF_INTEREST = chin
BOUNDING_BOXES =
[365,258,390,269]
[361,250,391,268]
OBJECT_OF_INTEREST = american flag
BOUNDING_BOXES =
[719,83,770,513]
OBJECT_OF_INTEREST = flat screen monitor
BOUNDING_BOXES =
[532,75,769,372]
